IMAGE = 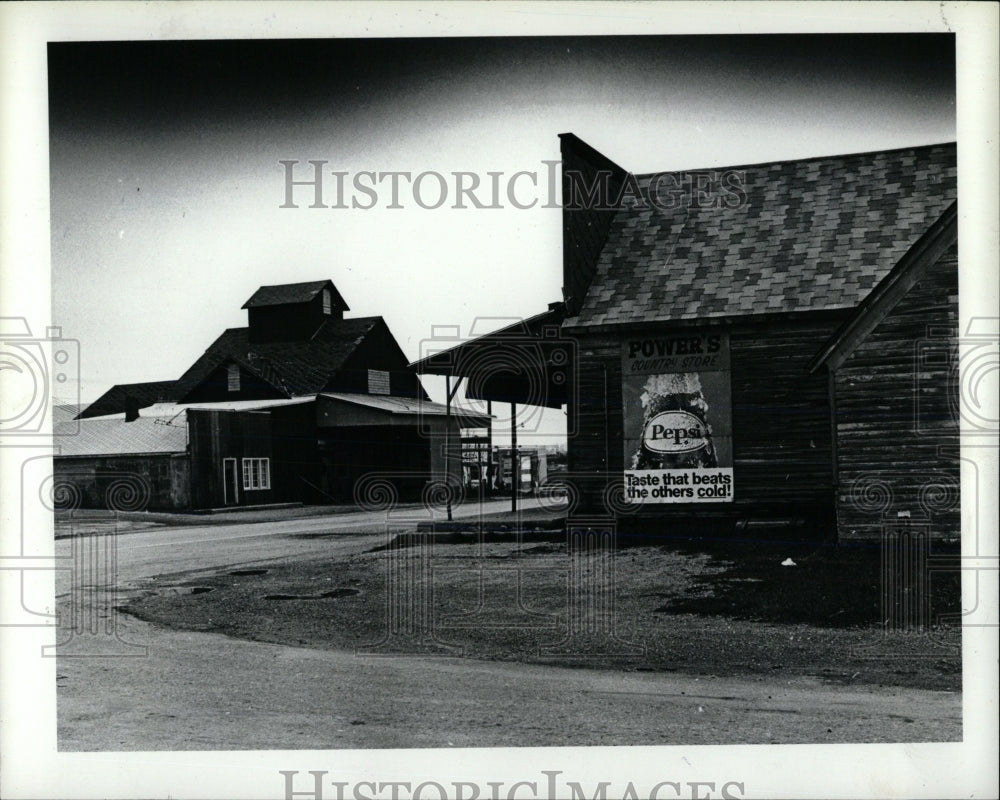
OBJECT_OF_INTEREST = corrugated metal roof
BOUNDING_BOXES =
[566,143,957,328]
[54,416,188,457]
[84,397,316,420]
[321,393,492,425]
[53,404,83,425]
[61,393,492,457]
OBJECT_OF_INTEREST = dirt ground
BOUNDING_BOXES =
[122,534,961,692]
[55,607,962,750]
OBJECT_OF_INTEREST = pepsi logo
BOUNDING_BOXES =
[642,410,708,453]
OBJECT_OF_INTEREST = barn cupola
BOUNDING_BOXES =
[242,279,349,343]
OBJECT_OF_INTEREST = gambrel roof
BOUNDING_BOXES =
[80,316,387,417]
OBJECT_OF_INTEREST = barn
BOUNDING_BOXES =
[55,280,489,511]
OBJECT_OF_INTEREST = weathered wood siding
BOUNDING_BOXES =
[568,315,845,537]
[247,291,334,343]
[834,244,959,541]
[317,422,452,503]
[329,320,426,399]
[566,337,622,515]
[269,402,321,503]
[187,408,274,508]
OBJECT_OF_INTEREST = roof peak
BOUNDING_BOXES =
[241,279,349,310]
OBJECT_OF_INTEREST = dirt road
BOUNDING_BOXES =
[54,507,962,750]
[57,607,960,750]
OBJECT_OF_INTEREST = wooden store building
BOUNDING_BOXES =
[417,134,960,543]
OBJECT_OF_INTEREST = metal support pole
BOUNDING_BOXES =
[486,399,493,498]
[445,375,453,521]
[444,375,463,522]
[477,445,483,510]
[511,402,518,513]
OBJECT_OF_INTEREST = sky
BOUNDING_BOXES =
[48,33,956,440]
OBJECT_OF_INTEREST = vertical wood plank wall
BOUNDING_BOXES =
[568,315,846,537]
[833,245,960,542]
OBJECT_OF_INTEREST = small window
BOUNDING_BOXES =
[227,364,240,392]
[367,369,391,395]
[242,458,270,490]
[322,288,332,315]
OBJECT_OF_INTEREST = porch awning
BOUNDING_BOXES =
[408,304,570,409]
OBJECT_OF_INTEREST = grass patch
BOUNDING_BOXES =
[654,538,961,628]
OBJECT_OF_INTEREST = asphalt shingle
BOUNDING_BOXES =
[175,316,382,398]
[241,280,347,309]
[566,143,957,327]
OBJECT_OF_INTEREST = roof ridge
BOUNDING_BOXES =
[256,279,329,288]
[242,279,348,310]
[632,140,957,179]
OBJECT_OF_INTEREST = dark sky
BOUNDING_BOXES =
[49,34,955,162]
[47,34,955,415]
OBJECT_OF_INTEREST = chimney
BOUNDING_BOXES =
[557,133,628,317]
[124,395,140,422]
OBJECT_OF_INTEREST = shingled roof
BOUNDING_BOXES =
[175,315,382,399]
[242,279,348,310]
[77,380,180,420]
[565,142,957,328]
